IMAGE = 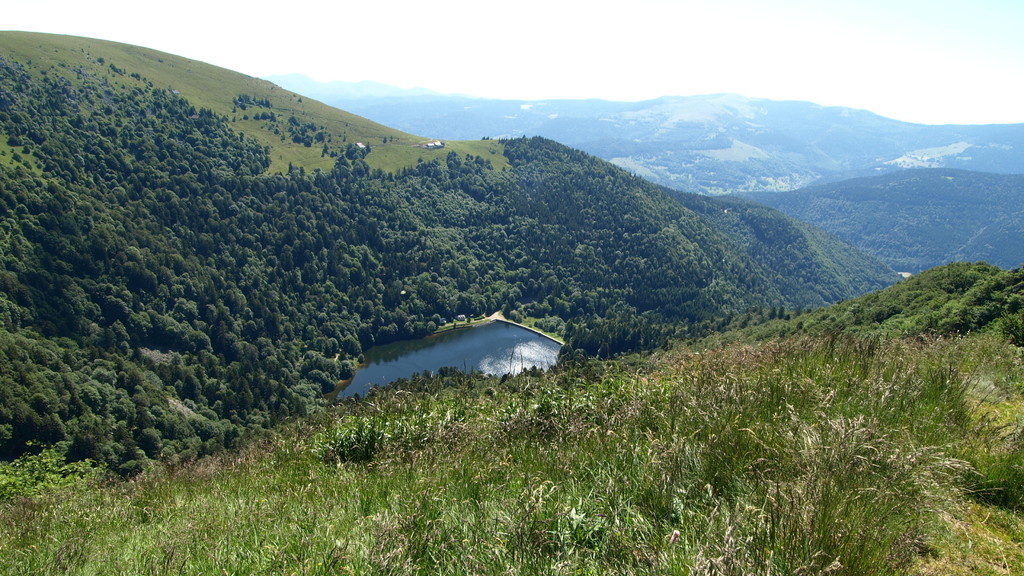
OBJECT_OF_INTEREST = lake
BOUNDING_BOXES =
[337,320,562,398]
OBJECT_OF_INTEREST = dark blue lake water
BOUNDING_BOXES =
[337,321,562,398]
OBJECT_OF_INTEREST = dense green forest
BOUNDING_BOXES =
[748,169,1024,273]
[0,34,894,473]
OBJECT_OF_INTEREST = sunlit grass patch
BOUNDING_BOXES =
[2,333,1022,574]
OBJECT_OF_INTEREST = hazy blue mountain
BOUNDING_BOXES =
[268,76,1024,195]
[745,168,1024,273]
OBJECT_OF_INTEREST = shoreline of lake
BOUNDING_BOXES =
[485,312,564,345]
[417,312,563,346]
[333,313,563,398]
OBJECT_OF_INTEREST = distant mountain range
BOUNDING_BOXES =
[267,75,1024,195]
[746,169,1024,274]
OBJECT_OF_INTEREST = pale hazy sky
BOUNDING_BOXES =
[6,0,1023,125]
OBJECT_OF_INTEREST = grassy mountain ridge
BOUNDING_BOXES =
[745,168,1024,273]
[0,31,504,174]
[0,32,894,473]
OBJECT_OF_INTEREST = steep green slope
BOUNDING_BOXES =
[675,193,897,305]
[712,262,1024,345]
[748,169,1024,273]
[0,33,893,472]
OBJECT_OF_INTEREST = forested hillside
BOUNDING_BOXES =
[0,33,893,472]
[674,193,895,305]
[707,262,1024,345]
[748,169,1024,273]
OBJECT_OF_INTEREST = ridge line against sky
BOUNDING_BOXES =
[5,0,1024,125]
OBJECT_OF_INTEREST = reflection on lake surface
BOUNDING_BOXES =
[338,321,562,398]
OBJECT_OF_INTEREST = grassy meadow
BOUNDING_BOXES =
[2,333,1022,575]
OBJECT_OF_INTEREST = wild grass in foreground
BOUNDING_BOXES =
[1,334,1022,574]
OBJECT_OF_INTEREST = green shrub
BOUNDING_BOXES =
[0,443,101,500]
[998,311,1024,347]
